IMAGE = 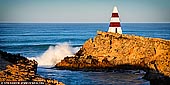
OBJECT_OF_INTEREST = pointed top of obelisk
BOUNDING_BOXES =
[113,6,118,13]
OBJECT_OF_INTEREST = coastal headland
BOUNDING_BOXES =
[0,50,64,85]
[56,31,170,85]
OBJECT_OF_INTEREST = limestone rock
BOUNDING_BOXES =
[79,31,170,76]
[56,31,170,84]
[0,50,64,85]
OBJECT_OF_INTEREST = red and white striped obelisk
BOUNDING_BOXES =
[108,6,122,34]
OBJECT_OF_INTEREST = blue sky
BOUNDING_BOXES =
[0,0,170,23]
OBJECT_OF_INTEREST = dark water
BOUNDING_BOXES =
[0,23,170,85]
[38,67,149,85]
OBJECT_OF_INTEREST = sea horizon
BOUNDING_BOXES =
[0,22,170,24]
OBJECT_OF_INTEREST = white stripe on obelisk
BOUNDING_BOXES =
[110,18,120,22]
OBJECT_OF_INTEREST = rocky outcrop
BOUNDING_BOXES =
[0,50,64,85]
[56,31,170,84]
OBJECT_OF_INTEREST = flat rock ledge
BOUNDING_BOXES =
[0,50,64,85]
[56,31,170,85]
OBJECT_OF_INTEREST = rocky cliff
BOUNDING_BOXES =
[56,31,170,84]
[0,50,64,85]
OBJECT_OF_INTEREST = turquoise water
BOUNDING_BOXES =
[0,23,170,85]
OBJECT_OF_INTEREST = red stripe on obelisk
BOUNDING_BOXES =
[112,13,119,17]
[109,22,121,27]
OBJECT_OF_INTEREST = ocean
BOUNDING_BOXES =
[0,23,170,85]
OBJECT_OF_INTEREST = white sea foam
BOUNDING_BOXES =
[28,42,80,66]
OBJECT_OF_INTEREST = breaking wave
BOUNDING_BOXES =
[28,42,80,66]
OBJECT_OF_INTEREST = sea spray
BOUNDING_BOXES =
[28,42,80,66]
